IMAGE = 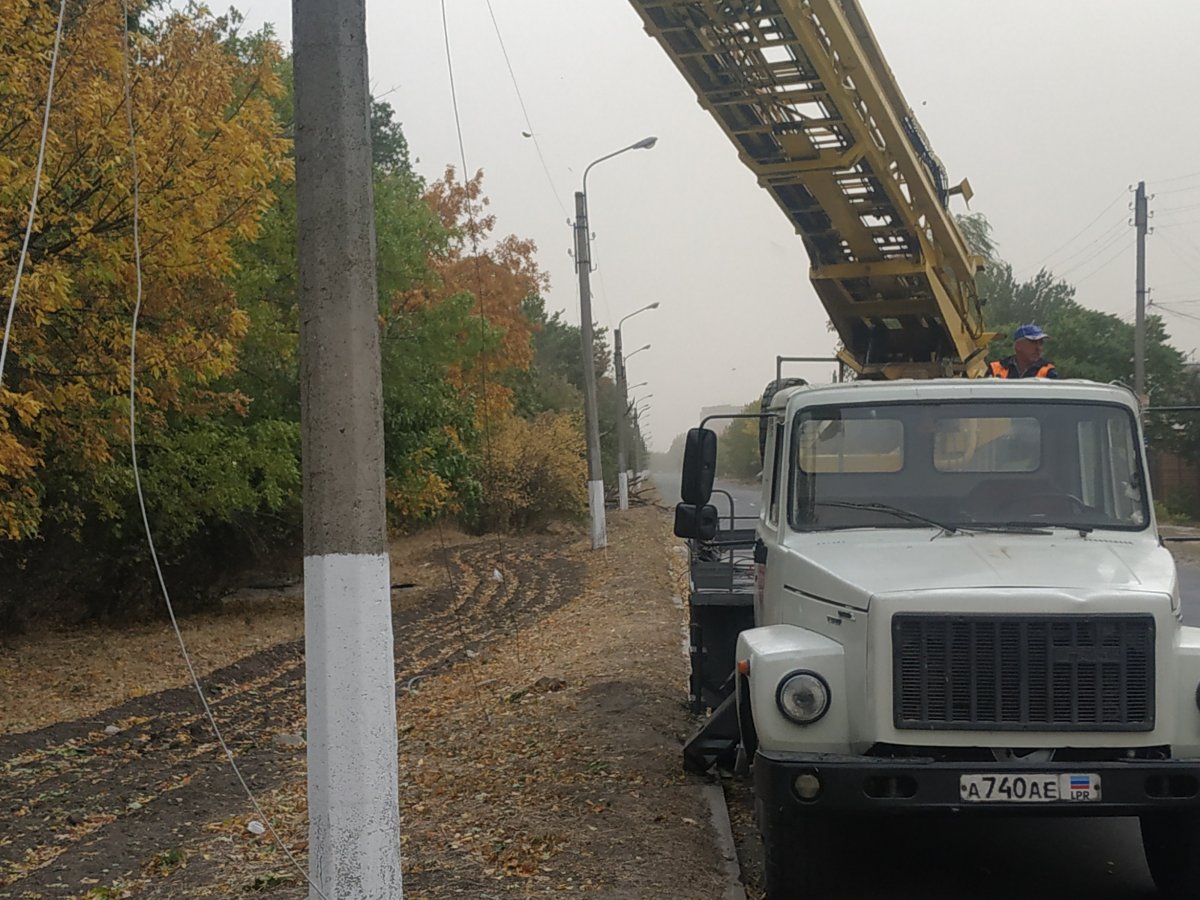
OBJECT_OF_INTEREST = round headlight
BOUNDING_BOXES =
[776,671,831,725]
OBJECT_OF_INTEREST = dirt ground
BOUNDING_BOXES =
[0,509,730,898]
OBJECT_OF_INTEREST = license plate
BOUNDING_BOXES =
[959,773,1101,803]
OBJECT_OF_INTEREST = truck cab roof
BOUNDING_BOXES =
[767,378,1139,414]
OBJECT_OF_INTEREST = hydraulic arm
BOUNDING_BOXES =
[627,0,992,378]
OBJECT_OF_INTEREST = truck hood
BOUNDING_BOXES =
[782,529,1177,611]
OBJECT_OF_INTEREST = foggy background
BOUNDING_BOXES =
[240,0,1200,450]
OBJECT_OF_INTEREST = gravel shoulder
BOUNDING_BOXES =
[0,508,730,898]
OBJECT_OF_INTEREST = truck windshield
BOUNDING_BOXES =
[789,400,1148,533]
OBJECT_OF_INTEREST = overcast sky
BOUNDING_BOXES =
[242,1,1200,450]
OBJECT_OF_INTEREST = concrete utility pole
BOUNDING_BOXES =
[613,325,626,511]
[1134,180,1149,410]
[573,137,657,549]
[294,1,403,897]
[573,190,607,550]
[614,303,658,510]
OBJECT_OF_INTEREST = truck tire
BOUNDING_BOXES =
[1140,812,1200,898]
[759,802,837,899]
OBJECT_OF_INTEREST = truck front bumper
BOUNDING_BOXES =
[755,749,1200,817]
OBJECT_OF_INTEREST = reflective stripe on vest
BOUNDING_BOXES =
[990,360,1054,378]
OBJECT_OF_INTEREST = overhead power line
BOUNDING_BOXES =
[1,0,68,391]
[1158,231,1200,278]
[483,0,569,220]
[1053,223,1133,280]
[119,4,330,895]
[1155,168,1200,186]
[1073,235,1136,286]
[1156,202,1200,216]
[1017,189,1127,278]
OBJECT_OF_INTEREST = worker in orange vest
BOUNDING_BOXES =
[988,323,1058,378]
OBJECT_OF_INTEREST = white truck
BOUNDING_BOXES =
[675,377,1200,899]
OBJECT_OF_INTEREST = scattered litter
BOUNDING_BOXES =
[247,820,266,836]
[492,568,504,583]
[103,725,120,735]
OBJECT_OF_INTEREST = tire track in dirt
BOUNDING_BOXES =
[0,539,583,897]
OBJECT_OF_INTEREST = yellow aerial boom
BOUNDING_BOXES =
[627,0,992,378]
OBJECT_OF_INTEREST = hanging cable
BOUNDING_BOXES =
[1156,202,1200,216]
[1019,217,1127,282]
[1158,232,1200,278]
[440,0,513,709]
[483,0,569,221]
[119,5,328,896]
[1155,169,1200,186]
[1054,224,1133,280]
[1,0,68,392]
[1015,189,1126,279]
[1072,236,1136,286]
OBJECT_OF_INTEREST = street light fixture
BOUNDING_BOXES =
[573,137,658,548]
[624,343,651,362]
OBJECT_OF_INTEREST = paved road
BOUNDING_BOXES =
[654,469,1199,896]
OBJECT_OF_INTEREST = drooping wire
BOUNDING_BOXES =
[1158,231,1200,279]
[440,0,519,689]
[1155,169,1200,186]
[1157,305,1200,325]
[1072,236,1136,286]
[1054,223,1133,280]
[119,6,327,896]
[0,0,68,391]
[482,0,568,221]
[1015,189,1126,279]
[1156,202,1200,216]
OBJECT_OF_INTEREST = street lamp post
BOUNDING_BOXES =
[631,404,651,481]
[627,392,653,416]
[615,304,659,510]
[574,136,657,549]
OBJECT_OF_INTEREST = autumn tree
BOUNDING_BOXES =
[0,1,289,533]
[0,1,290,618]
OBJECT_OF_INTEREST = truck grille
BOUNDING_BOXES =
[892,614,1155,732]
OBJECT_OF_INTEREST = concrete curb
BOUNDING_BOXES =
[702,782,748,900]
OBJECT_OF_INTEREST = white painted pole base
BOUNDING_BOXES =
[588,479,607,549]
[618,471,629,511]
[305,552,403,899]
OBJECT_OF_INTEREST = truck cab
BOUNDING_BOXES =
[676,378,1200,899]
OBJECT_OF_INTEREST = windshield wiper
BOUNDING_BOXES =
[966,523,1054,536]
[812,501,957,534]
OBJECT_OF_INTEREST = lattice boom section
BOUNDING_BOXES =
[629,0,987,374]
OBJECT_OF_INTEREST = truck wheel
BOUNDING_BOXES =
[1140,812,1200,898]
[760,804,837,899]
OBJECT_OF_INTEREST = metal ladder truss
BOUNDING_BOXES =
[628,0,991,378]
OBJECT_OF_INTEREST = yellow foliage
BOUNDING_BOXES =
[387,447,458,522]
[0,0,290,538]
[477,412,586,532]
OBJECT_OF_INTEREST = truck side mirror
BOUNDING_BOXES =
[681,427,717,504]
[674,503,719,540]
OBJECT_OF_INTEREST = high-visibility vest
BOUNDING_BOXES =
[989,360,1055,379]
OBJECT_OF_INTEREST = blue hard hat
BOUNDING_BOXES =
[1013,323,1048,342]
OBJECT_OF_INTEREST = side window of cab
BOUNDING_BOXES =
[766,421,785,526]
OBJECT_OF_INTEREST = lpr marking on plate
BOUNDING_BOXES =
[959,773,1101,803]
